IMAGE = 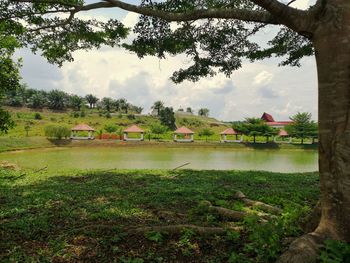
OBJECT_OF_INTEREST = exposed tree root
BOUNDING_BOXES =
[128,224,228,236]
[234,191,282,214]
[301,201,321,233]
[277,232,325,263]
[201,201,246,221]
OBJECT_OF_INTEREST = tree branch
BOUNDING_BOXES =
[102,0,278,24]
[250,0,310,32]
[11,0,279,25]
[28,11,75,32]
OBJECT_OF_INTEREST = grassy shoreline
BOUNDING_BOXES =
[0,136,318,153]
[0,168,320,262]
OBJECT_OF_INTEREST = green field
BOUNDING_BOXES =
[1,167,320,262]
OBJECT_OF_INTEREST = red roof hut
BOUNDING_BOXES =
[173,126,194,142]
[123,125,144,141]
[71,124,95,140]
[220,128,243,143]
[274,129,292,143]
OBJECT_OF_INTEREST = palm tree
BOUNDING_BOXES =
[102,97,114,112]
[47,89,67,110]
[69,95,84,111]
[115,98,127,113]
[85,94,98,108]
[151,101,164,116]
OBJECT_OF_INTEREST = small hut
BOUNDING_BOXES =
[174,126,194,142]
[71,124,95,140]
[220,128,243,143]
[123,125,144,141]
[274,129,291,143]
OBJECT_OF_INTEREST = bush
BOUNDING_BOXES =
[71,111,79,118]
[33,113,42,120]
[105,112,111,119]
[44,125,71,140]
[127,114,135,120]
[104,124,118,133]
[80,111,85,117]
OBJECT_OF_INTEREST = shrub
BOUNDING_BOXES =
[105,112,111,119]
[71,111,79,118]
[127,114,135,120]
[319,240,350,263]
[34,113,42,120]
[44,125,71,140]
[80,111,85,117]
[104,124,118,133]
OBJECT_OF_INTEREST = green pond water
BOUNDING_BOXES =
[0,147,318,173]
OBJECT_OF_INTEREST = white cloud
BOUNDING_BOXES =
[253,71,274,86]
[290,0,316,10]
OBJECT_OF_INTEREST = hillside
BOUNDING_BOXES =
[3,106,229,138]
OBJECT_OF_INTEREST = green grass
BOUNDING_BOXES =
[0,168,320,262]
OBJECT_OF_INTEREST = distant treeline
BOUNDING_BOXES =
[3,84,143,114]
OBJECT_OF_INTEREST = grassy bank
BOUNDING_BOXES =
[0,136,318,153]
[0,168,322,262]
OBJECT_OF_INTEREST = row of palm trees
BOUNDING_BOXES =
[151,100,210,117]
[4,85,142,113]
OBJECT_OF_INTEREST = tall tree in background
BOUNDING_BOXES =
[69,95,84,111]
[47,90,67,110]
[151,101,165,116]
[285,112,318,144]
[3,0,350,260]
[27,91,47,109]
[198,108,209,117]
[159,107,176,130]
[102,97,114,112]
[85,94,99,109]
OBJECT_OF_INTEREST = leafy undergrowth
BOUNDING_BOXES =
[0,168,320,262]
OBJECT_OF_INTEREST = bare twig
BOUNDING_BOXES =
[173,162,190,170]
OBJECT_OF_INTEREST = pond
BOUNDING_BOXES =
[0,146,318,173]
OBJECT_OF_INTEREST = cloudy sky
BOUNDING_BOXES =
[17,0,318,121]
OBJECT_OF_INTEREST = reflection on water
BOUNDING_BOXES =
[0,147,318,173]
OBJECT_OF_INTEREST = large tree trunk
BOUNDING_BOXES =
[313,7,350,243]
[278,3,350,262]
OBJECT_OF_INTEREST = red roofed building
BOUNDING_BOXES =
[261,112,275,122]
[220,128,243,143]
[174,126,194,142]
[261,112,293,128]
[71,124,95,140]
[123,125,144,141]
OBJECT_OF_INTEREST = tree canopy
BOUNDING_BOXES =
[285,112,318,144]
[1,0,315,83]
